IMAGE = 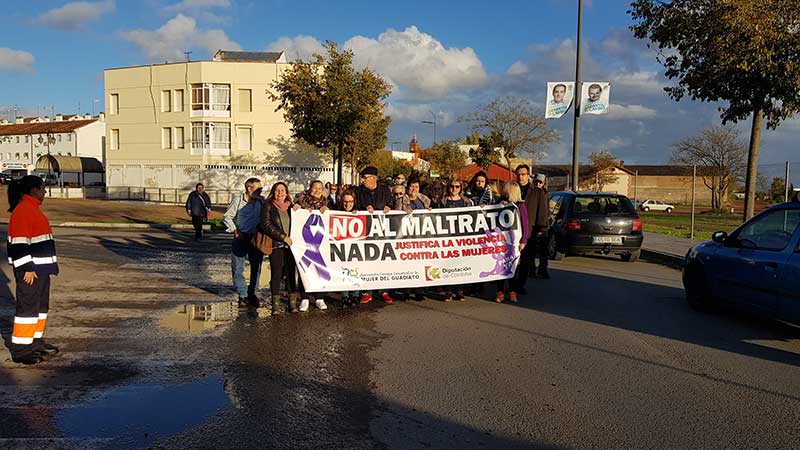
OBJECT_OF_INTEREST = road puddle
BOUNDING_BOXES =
[159,301,239,333]
[55,374,231,449]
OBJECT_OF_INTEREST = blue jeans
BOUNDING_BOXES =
[231,236,263,298]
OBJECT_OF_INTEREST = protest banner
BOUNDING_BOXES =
[545,81,575,119]
[289,204,523,292]
[581,82,611,115]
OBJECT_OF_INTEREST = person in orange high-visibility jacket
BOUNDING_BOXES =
[6,175,59,365]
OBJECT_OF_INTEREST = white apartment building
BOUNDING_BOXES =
[104,50,340,195]
[0,114,106,174]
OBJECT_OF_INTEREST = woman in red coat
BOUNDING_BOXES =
[7,175,59,365]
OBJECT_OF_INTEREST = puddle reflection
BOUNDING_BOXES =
[56,374,231,450]
[159,302,239,334]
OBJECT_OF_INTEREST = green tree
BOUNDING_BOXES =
[269,42,392,185]
[369,151,411,180]
[768,177,786,203]
[460,97,559,178]
[582,151,620,192]
[345,107,391,183]
[468,132,504,169]
[629,0,800,220]
[420,140,468,179]
[461,131,481,145]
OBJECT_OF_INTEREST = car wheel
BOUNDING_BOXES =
[683,264,716,312]
[665,207,673,214]
[643,206,650,212]
[621,250,640,262]
[547,234,565,261]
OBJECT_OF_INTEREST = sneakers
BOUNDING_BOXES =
[495,291,505,303]
[315,299,327,310]
[360,293,373,304]
[509,292,518,303]
[299,299,310,312]
[381,292,393,303]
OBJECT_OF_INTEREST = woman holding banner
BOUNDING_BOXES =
[495,181,529,303]
[261,182,299,314]
[436,179,474,301]
[293,180,329,312]
[337,190,359,307]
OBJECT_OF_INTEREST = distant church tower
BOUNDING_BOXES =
[409,133,422,166]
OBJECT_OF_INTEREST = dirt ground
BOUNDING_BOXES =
[0,186,225,224]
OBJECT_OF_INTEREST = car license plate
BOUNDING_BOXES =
[593,236,623,245]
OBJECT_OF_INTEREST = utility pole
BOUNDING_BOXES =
[785,161,791,203]
[691,165,697,241]
[570,0,583,192]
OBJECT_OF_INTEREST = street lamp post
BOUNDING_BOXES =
[421,111,437,146]
[571,0,584,192]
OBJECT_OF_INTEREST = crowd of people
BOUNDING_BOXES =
[221,164,551,314]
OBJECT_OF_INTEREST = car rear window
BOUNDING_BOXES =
[573,195,636,216]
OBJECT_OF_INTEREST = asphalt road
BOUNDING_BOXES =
[0,227,798,450]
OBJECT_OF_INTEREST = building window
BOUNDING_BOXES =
[14,153,20,160]
[110,129,119,150]
[175,127,185,149]
[110,93,119,115]
[174,90,184,112]
[67,133,72,142]
[6,153,10,159]
[23,152,28,159]
[191,84,231,117]
[162,127,172,149]
[57,134,62,142]
[239,89,252,112]
[66,152,71,156]
[236,126,252,151]
[191,122,230,155]
[161,90,171,112]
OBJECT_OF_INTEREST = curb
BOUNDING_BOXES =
[641,248,684,270]
[55,222,213,231]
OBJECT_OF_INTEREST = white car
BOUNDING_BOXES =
[639,199,674,213]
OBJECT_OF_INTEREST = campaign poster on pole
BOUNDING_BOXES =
[289,205,523,292]
[581,82,611,115]
[545,82,575,119]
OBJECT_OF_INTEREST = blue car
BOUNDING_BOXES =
[683,202,800,324]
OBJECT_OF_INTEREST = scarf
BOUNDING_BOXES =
[272,198,291,212]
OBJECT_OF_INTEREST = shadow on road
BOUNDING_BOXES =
[476,260,800,371]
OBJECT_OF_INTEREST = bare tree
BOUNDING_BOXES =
[671,126,747,210]
[460,97,559,177]
[581,151,620,192]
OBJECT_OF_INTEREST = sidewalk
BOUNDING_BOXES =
[641,232,698,265]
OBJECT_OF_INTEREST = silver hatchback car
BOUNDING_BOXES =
[683,202,800,324]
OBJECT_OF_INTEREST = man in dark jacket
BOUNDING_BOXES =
[186,183,211,240]
[523,173,550,279]
[355,166,392,213]
[354,166,393,304]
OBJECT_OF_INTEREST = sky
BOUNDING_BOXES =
[1,0,798,174]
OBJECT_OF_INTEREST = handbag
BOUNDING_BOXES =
[250,230,273,255]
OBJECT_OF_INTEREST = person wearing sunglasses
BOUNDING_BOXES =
[436,179,474,301]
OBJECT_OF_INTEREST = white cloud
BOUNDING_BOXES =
[120,14,240,62]
[165,0,230,12]
[37,0,115,31]
[611,71,663,96]
[606,104,658,120]
[266,36,325,62]
[267,26,489,99]
[0,48,35,72]
[506,61,529,76]
[384,104,455,128]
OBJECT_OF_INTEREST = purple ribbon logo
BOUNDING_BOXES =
[479,228,518,278]
[300,213,331,281]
